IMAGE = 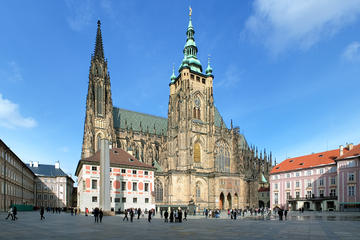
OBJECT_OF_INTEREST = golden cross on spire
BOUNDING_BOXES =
[189,6,192,16]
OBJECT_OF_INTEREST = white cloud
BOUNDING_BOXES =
[342,41,360,61]
[0,94,37,129]
[216,65,242,88]
[0,61,23,82]
[244,0,360,55]
[58,146,70,153]
[65,0,94,31]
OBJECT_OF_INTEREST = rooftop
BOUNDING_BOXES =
[336,144,360,160]
[27,163,69,178]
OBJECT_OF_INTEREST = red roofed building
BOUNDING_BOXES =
[75,148,156,213]
[269,144,359,211]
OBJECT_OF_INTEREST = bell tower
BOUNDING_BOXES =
[167,9,215,170]
[81,20,115,159]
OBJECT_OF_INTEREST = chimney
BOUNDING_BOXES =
[339,145,344,156]
[29,161,33,167]
[55,161,60,169]
[348,143,354,151]
[33,161,39,167]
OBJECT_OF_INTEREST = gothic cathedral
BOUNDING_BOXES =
[81,14,272,210]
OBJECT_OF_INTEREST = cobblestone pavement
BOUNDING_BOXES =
[1,211,360,240]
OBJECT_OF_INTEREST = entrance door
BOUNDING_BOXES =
[304,202,310,210]
[219,193,225,210]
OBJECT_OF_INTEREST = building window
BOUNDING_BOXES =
[132,170,137,175]
[214,140,230,173]
[306,191,312,198]
[307,170,312,176]
[110,168,112,172]
[37,194,42,200]
[202,78,206,84]
[274,183,278,190]
[92,166,97,171]
[92,196,97,202]
[331,177,336,185]
[115,198,120,203]
[196,183,201,198]
[194,142,201,163]
[296,181,300,188]
[132,182,137,191]
[121,182,126,191]
[319,189,324,197]
[133,198,137,203]
[296,192,300,199]
[307,180,312,187]
[122,197,126,203]
[349,173,355,182]
[144,171,148,175]
[121,169,126,173]
[274,193,278,204]
[330,189,336,197]
[319,168,324,174]
[145,198,149,203]
[92,179,97,190]
[286,182,290,189]
[348,186,355,196]
[155,179,163,202]
[286,173,290,178]
[145,183,149,192]
[296,172,300,177]
[319,178,324,186]
[286,192,291,199]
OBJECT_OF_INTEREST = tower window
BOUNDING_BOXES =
[190,74,194,80]
[202,78,206,84]
[196,76,200,82]
[194,142,201,163]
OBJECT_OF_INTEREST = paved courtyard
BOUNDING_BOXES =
[1,211,360,240]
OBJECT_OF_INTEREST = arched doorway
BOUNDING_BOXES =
[219,192,225,210]
[227,193,232,209]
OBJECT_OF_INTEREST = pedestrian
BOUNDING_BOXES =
[178,209,182,223]
[85,207,89,216]
[13,206,18,220]
[284,209,288,220]
[234,210,237,220]
[169,210,174,223]
[99,209,103,223]
[5,207,13,220]
[137,208,141,220]
[160,209,163,219]
[94,207,99,223]
[148,209,152,223]
[278,208,283,221]
[130,209,134,222]
[40,206,45,220]
[123,209,129,221]
[71,208,74,216]
[75,208,77,216]
[183,210,187,221]
[164,210,169,222]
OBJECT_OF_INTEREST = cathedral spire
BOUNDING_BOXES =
[94,20,104,60]
[179,8,202,73]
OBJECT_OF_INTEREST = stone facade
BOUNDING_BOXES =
[81,16,272,212]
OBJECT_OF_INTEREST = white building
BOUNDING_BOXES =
[27,161,74,208]
[75,148,155,213]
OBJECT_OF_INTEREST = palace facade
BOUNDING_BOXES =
[80,12,272,212]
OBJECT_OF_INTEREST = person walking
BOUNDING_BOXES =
[5,207,13,220]
[183,210,187,221]
[233,210,237,220]
[148,209,152,223]
[178,209,182,223]
[13,206,18,220]
[164,210,169,222]
[169,210,174,223]
[284,209,288,220]
[85,207,89,216]
[40,206,45,220]
[130,209,134,222]
[137,208,141,220]
[94,207,99,223]
[99,209,103,223]
[123,209,129,221]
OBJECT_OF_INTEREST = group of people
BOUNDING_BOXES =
[122,208,154,222]
[5,206,18,221]
[161,209,187,223]
[70,207,80,216]
[92,207,104,223]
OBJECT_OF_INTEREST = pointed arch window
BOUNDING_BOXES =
[97,85,103,116]
[215,140,230,173]
[196,183,201,198]
[155,179,163,202]
[194,142,201,163]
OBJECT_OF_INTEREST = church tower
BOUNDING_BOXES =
[167,9,215,172]
[81,20,115,159]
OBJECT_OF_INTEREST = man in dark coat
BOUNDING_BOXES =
[137,208,141,220]
[178,209,183,223]
[183,210,187,221]
[123,209,129,221]
[164,210,169,222]
[130,209,134,222]
[169,210,174,223]
[99,209,103,223]
[40,206,45,220]
[148,209,152,223]
[13,206,18,220]
[94,207,99,223]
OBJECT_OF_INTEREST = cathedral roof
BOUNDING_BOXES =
[113,106,228,135]
[113,107,168,135]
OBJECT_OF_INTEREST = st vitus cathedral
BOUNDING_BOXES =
[81,11,273,210]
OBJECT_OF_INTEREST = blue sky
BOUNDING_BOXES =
[1,0,360,177]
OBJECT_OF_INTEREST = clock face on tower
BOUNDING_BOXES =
[195,98,200,107]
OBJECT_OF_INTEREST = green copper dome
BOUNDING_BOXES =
[170,66,176,84]
[205,57,213,75]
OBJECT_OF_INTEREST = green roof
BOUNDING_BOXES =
[113,106,227,135]
[113,107,168,136]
